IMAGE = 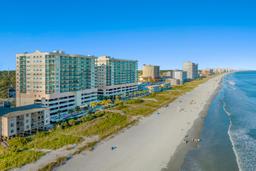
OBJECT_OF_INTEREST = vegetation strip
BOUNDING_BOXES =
[0,76,213,170]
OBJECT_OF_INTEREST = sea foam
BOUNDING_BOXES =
[223,103,242,171]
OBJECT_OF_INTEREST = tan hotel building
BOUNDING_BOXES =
[142,64,160,81]
[0,104,50,138]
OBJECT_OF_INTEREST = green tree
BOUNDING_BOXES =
[68,119,76,126]
[75,106,81,112]
[90,101,98,108]
[0,71,16,98]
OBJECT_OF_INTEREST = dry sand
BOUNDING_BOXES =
[56,75,224,171]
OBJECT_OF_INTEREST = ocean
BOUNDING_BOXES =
[181,71,256,171]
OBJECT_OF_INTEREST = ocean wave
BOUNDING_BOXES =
[223,103,242,171]
[230,128,256,171]
[223,102,232,116]
[228,80,236,86]
[227,120,243,171]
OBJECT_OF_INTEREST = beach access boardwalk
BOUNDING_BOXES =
[56,75,223,171]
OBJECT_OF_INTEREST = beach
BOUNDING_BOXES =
[179,71,256,171]
[179,72,239,171]
[56,75,224,171]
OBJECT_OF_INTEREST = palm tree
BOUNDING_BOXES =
[57,110,61,120]
[75,106,81,112]
[114,98,123,106]
[68,109,74,114]
[90,101,98,108]
[68,119,76,126]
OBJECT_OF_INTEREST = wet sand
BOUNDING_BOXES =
[162,82,221,171]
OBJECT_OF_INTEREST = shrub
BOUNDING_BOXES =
[68,119,76,126]
[126,98,144,104]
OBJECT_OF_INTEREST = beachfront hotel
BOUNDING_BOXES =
[0,103,50,138]
[16,50,98,116]
[142,64,160,82]
[182,61,199,80]
[96,56,138,98]
[16,51,138,117]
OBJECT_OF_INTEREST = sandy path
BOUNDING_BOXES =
[56,75,223,171]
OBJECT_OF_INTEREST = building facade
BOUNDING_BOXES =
[16,51,138,118]
[165,78,181,86]
[173,70,187,84]
[162,70,173,78]
[142,64,160,81]
[0,104,50,138]
[201,68,214,77]
[96,56,138,98]
[182,61,199,80]
[16,50,98,117]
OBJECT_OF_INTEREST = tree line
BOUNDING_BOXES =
[0,70,16,99]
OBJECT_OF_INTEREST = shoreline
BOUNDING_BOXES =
[223,95,242,171]
[55,75,225,171]
[223,101,242,170]
[227,119,242,171]
[162,75,224,171]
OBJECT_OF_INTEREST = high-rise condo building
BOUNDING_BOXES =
[16,51,138,117]
[142,64,160,81]
[182,61,199,80]
[16,50,98,116]
[96,56,138,98]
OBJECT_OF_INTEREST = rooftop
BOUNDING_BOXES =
[0,104,46,116]
[16,50,97,59]
[143,64,160,67]
[98,55,137,62]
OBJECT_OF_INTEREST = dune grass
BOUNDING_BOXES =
[0,149,44,171]
[118,77,211,117]
[38,156,67,171]
[0,111,133,170]
[27,133,82,150]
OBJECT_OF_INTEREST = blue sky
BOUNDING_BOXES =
[1,0,256,70]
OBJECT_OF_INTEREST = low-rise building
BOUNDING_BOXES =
[8,87,16,98]
[160,83,171,90]
[147,85,161,93]
[0,103,50,138]
[165,78,181,86]
[161,70,173,78]
[213,68,234,74]
[201,69,214,77]
[138,82,151,91]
